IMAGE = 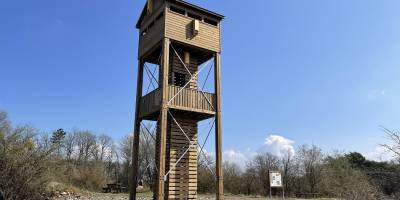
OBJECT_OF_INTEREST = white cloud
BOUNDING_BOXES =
[223,149,248,168]
[365,146,395,162]
[263,134,295,157]
[208,135,296,169]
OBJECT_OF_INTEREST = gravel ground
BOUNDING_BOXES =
[51,193,271,200]
[51,192,331,200]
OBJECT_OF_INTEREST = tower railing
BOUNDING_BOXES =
[139,85,215,119]
[168,85,215,114]
[139,88,161,119]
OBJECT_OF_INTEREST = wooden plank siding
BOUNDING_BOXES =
[138,7,165,58]
[165,8,220,53]
[139,86,215,119]
[169,51,198,90]
[165,117,198,199]
[138,3,221,59]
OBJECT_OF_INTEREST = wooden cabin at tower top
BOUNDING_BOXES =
[136,0,224,63]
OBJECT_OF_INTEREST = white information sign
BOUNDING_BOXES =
[269,171,282,187]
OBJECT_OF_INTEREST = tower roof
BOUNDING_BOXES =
[136,0,224,29]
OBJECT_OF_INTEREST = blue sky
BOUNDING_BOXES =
[1,0,400,162]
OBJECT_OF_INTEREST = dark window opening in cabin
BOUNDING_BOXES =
[204,18,218,26]
[156,12,164,21]
[170,6,185,15]
[187,12,202,20]
[174,72,187,87]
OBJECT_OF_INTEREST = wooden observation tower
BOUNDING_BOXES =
[131,0,224,199]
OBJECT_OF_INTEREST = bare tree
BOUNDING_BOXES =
[105,143,120,182]
[242,164,258,195]
[120,134,133,165]
[0,111,10,153]
[249,152,280,196]
[119,123,156,188]
[297,144,324,193]
[380,127,400,162]
[98,134,113,162]
[120,134,133,187]
[0,111,11,136]
[0,111,52,199]
[138,124,156,188]
[64,132,76,161]
[197,151,215,193]
[74,130,97,162]
[223,162,242,194]
[36,133,52,153]
[280,149,294,195]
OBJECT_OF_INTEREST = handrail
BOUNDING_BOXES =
[139,86,215,118]
[168,85,215,112]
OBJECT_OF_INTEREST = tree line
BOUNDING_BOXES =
[200,147,400,199]
[0,110,159,199]
[1,109,400,199]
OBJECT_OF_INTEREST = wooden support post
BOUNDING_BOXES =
[155,38,170,200]
[214,52,224,200]
[130,60,144,200]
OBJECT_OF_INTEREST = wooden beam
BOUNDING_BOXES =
[214,52,224,200]
[130,60,144,200]
[155,38,170,200]
[147,0,153,14]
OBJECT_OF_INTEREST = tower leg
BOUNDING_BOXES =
[155,38,170,200]
[130,60,144,200]
[214,53,224,200]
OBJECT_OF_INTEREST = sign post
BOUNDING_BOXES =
[268,170,284,199]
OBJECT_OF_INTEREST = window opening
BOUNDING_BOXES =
[174,72,187,87]
[188,12,202,20]
[204,18,218,26]
[170,6,185,15]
